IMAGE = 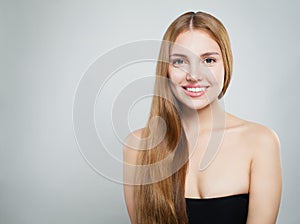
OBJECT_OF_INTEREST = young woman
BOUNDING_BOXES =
[123,11,282,224]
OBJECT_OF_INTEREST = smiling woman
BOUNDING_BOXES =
[168,30,225,109]
[123,11,282,224]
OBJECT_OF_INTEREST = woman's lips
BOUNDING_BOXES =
[182,86,209,97]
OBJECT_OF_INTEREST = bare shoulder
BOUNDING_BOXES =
[243,120,279,152]
[123,128,145,165]
[246,122,281,166]
[226,113,280,154]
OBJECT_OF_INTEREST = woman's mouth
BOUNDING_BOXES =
[182,86,209,97]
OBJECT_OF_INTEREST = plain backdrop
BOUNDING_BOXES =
[1,0,300,223]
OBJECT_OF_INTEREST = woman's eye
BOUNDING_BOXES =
[172,58,185,66]
[203,58,216,64]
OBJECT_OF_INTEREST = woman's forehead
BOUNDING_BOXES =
[171,30,221,56]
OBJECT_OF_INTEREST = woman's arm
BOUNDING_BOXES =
[247,127,282,224]
[123,146,136,224]
[123,129,143,224]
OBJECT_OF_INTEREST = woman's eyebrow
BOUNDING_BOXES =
[200,52,220,57]
[169,53,188,58]
[170,52,220,58]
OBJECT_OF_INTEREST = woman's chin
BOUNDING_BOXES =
[180,100,211,111]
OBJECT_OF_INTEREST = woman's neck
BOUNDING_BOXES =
[180,99,227,170]
[181,99,227,135]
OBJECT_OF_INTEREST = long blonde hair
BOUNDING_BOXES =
[134,11,233,224]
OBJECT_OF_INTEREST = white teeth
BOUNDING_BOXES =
[186,87,206,92]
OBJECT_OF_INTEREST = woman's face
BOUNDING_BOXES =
[168,30,225,110]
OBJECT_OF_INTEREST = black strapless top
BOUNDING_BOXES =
[185,193,249,224]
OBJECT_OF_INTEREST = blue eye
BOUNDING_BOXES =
[172,58,185,65]
[203,58,216,64]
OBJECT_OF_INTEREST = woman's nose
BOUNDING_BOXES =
[186,62,206,81]
[186,73,202,81]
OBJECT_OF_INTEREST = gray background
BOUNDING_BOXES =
[1,0,299,223]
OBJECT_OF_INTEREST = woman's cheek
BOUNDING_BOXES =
[210,66,225,89]
[168,68,186,85]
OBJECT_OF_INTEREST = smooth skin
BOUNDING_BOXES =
[123,30,282,224]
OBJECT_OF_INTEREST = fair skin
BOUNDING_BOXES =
[124,30,282,223]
